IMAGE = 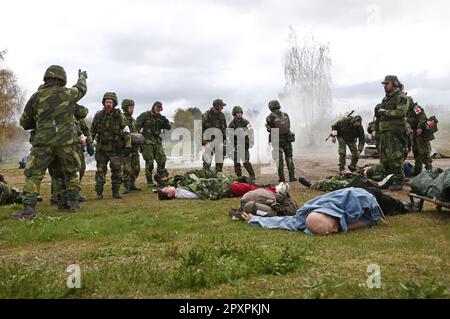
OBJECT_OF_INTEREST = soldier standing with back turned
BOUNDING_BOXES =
[202,99,227,172]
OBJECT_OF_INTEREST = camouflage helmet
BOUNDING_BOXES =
[213,99,226,108]
[381,75,402,86]
[121,99,135,111]
[351,115,362,125]
[151,101,163,111]
[232,106,243,116]
[268,100,281,111]
[102,92,118,107]
[43,65,67,86]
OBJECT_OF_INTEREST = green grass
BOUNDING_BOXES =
[0,168,449,298]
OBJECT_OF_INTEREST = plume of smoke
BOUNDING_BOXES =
[279,27,334,149]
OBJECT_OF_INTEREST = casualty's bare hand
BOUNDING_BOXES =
[242,212,254,222]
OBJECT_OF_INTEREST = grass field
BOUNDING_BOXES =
[0,164,449,299]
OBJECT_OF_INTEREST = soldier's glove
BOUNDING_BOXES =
[122,148,132,157]
[160,116,170,128]
[78,69,88,79]
[87,145,95,156]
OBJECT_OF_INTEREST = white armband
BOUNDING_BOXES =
[123,125,130,133]
[332,130,338,137]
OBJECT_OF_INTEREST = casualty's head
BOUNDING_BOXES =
[157,186,176,200]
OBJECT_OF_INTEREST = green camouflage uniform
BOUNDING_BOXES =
[174,169,236,200]
[376,80,411,185]
[91,93,132,196]
[136,102,171,185]
[19,66,87,209]
[266,100,296,182]
[406,104,433,175]
[228,107,255,180]
[331,116,365,171]
[121,99,141,190]
[75,118,93,182]
[202,100,227,172]
[0,180,22,205]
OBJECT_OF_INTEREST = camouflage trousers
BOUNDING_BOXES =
[272,141,295,182]
[23,145,81,207]
[142,143,166,180]
[78,147,86,182]
[95,151,123,194]
[412,135,432,174]
[123,150,140,186]
[0,181,22,205]
[232,148,255,179]
[379,131,405,185]
[338,138,359,171]
[202,141,225,172]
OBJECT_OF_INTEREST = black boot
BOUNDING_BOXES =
[79,194,88,202]
[11,206,36,220]
[112,185,122,199]
[67,200,80,213]
[96,192,103,200]
[50,193,58,205]
[130,181,141,191]
[123,182,131,194]
[147,176,155,187]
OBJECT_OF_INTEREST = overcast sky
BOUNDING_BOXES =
[2,0,449,118]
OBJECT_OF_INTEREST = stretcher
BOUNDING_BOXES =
[408,193,450,212]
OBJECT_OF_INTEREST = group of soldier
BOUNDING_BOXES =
[11,65,298,220]
[9,64,436,220]
[330,75,436,191]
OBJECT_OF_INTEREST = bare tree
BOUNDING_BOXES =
[0,49,26,161]
[281,27,333,146]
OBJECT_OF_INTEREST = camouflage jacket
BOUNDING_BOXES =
[0,181,22,205]
[332,116,365,150]
[75,118,93,148]
[228,117,253,149]
[202,108,227,144]
[20,77,87,147]
[91,109,131,153]
[406,103,428,131]
[265,110,291,142]
[173,169,236,200]
[136,111,171,144]
[124,113,138,133]
[377,88,411,133]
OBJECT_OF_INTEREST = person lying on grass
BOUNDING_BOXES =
[0,174,42,206]
[156,169,289,200]
[241,187,419,235]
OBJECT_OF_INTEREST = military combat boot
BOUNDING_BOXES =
[112,192,122,199]
[123,182,131,194]
[112,185,122,199]
[147,176,155,187]
[130,181,141,191]
[11,206,36,220]
[50,193,58,205]
[67,200,80,213]
[96,192,103,200]
[58,196,68,210]
[79,194,88,202]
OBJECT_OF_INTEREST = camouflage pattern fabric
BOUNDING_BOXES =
[123,112,141,186]
[228,117,255,179]
[332,116,365,171]
[91,109,131,194]
[136,110,170,180]
[0,181,22,205]
[202,108,227,172]
[19,72,87,207]
[266,110,295,181]
[376,88,411,184]
[407,104,433,174]
[310,174,356,192]
[75,118,93,182]
[175,169,236,200]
